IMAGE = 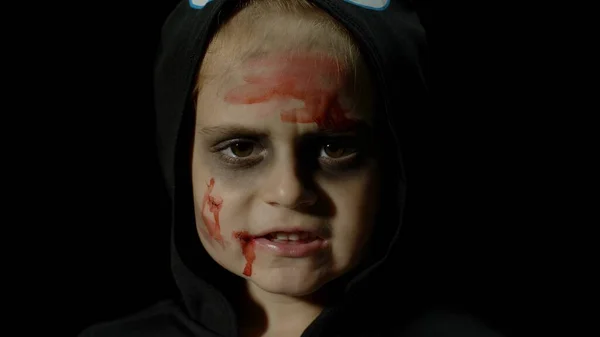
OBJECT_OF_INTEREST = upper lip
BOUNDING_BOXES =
[252,227,325,239]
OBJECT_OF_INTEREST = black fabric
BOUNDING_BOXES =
[79,0,504,336]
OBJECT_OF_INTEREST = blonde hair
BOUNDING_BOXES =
[194,0,370,101]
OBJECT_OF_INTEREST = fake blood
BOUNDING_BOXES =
[224,53,356,130]
[201,178,224,247]
[233,231,256,277]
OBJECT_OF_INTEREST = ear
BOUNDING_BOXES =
[343,0,390,11]
[189,0,214,9]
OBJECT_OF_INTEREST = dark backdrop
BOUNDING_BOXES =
[47,1,537,336]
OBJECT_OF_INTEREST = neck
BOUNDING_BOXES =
[235,281,333,337]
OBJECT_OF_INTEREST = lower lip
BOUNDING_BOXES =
[253,237,328,257]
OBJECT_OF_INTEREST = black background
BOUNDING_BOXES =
[14,1,550,336]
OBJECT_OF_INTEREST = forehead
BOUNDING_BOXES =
[195,51,373,134]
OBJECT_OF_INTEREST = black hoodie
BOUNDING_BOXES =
[80,0,505,336]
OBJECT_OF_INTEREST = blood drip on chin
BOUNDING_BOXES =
[233,231,256,277]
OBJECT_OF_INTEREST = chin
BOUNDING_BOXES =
[248,266,333,296]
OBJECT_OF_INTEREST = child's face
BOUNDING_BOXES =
[191,51,379,296]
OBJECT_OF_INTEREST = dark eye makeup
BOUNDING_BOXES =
[209,135,364,171]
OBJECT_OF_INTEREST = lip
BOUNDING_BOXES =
[235,227,329,258]
[252,227,324,239]
[253,237,328,257]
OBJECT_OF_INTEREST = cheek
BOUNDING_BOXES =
[324,180,378,272]
[193,176,226,248]
[193,175,254,247]
[325,171,380,246]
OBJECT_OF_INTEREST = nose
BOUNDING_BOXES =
[261,158,318,210]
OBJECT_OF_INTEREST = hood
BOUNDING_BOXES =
[154,0,428,335]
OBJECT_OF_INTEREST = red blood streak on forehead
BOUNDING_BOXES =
[224,52,358,130]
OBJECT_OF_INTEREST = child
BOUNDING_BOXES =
[80,0,503,336]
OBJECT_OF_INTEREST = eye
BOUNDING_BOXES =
[228,141,255,157]
[320,143,357,159]
[215,139,265,167]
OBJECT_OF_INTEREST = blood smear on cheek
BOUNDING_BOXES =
[201,178,225,247]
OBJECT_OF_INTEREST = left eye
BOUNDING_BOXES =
[320,143,356,159]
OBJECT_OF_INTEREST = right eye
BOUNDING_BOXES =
[225,141,255,158]
[215,139,265,167]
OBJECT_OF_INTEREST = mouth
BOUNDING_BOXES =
[261,231,320,244]
[236,229,328,257]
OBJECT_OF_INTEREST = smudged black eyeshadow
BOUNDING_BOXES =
[209,138,267,170]
[198,123,374,173]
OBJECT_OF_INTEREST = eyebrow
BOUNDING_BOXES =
[196,122,371,139]
[196,125,269,137]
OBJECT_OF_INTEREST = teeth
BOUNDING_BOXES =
[268,232,313,242]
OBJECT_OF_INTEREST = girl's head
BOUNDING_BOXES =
[190,0,381,296]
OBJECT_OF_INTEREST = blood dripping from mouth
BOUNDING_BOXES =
[233,231,256,277]
[201,178,224,247]
[224,53,357,131]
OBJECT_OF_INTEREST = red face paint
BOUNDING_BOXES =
[200,178,224,247]
[224,53,357,130]
[233,231,256,277]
